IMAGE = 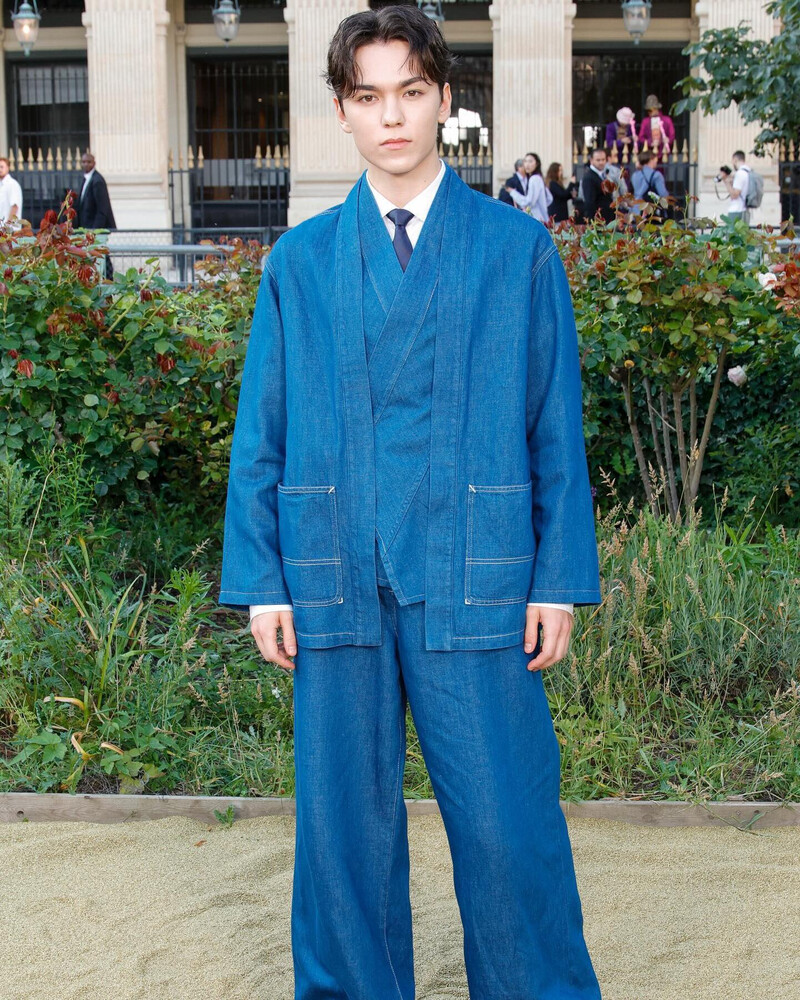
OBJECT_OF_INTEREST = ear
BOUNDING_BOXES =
[333,96,352,134]
[437,82,452,124]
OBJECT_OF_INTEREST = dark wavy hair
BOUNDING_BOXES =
[325,5,457,102]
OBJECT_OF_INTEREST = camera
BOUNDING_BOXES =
[714,165,732,183]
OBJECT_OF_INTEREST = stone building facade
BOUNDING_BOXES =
[0,0,781,230]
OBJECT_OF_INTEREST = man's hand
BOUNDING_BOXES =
[524,606,573,672]
[251,610,297,671]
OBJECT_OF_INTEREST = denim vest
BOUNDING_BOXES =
[361,185,439,606]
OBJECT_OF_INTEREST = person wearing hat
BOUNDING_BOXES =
[605,106,637,160]
[638,94,675,155]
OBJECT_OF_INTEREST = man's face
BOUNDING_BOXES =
[0,161,8,179]
[334,39,451,178]
[590,151,607,171]
[81,154,94,172]
[523,153,536,175]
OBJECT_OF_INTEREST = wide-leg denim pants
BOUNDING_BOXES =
[291,584,601,1000]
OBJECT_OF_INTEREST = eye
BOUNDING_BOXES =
[357,94,375,103]
[405,89,421,97]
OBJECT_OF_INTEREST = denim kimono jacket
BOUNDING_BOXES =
[219,163,601,650]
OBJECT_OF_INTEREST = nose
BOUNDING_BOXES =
[381,96,404,128]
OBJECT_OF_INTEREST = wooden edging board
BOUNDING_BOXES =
[1,793,798,829]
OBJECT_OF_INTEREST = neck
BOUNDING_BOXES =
[366,146,441,207]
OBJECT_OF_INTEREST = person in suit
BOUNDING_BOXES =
[75,151,116,279]
[220,6,602,999]
[580,146,616,224]
[498,156,527,206]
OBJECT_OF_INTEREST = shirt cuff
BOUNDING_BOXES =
[527,602,574,616]
[250,604,293,620]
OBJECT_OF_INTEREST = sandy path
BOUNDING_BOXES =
[1,814,798,1000]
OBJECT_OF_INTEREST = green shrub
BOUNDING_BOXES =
[0,213,262,499]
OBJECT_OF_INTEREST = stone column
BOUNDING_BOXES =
[284,0,369,226]
[489,0,575,197]
[82,0,172,231]
[693,0,780,224]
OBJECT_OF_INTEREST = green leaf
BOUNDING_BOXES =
[83,393,99,407]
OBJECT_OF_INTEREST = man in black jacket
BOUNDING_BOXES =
[75,151,116,278]
[498,157,526,206]
[579,147,615,224]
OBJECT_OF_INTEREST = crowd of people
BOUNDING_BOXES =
[497,92,681,225]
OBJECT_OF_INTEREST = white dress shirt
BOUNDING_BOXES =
[250,159,573,621]
[80,168,95,202]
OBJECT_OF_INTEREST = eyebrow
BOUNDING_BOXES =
[352,76,427,92]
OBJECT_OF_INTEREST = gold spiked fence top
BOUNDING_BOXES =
[1,147,87,171]
[572,138,697,165]
[168,144,291,170]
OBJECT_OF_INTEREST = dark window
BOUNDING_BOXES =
[369,1,490,18]
[6,59,89,154]
[575,0,691,16]
[442,50,492,153]
[189,54,289,160]
[184,0,286,23]
[3,0,85,30]
[572,48,690,150]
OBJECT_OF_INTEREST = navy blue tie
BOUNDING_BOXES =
[387,208,414,271]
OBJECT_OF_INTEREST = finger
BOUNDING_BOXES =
[253,621,296,672]
[524,611,541,654]
[280,611,297,657]
[527,619,568,672]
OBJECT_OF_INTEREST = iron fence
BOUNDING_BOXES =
[572,140,698,219]
[779,146,800,224]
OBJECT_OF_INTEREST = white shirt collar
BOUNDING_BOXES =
[366,158,445,224]
[83,168,95,181]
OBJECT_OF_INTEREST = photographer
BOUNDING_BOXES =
[716,150,750,224]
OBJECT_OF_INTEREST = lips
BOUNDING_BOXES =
[382,139,410,148]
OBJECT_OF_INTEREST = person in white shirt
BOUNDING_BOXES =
[250,157,573,628]
[722,149,750,223]
[0,157,23,230]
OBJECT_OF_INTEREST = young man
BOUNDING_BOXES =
[631,149,669,218]
[579,146,615,224]
[721,149,751,224]
[220,6,602,998]
[0,157,23,230]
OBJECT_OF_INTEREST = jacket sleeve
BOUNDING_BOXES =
[525,242,601,606]
[219,260,291,610]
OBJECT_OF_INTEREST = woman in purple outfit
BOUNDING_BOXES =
[604,107,637,161]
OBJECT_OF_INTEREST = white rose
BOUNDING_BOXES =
[757,272,778,289]
[727,365,747,387]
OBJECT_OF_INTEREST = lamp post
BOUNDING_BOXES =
[212,0,241,44]
[11,0,41,57]
[621,0,652,45]
[417,1,444,23]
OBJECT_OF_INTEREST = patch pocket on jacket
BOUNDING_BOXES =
[277,484,343,607]
[465,482,535,605]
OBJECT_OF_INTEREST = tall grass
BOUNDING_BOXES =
[1,450,797,800]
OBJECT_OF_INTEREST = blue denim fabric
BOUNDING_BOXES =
[291,584,602,1000]
[219,163,601,649]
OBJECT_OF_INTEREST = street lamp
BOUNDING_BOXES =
[621,0,652,45]
[417,1,444,23]
[212,0,241,44]
[11,0,41,57]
